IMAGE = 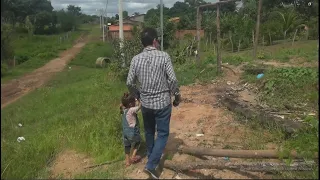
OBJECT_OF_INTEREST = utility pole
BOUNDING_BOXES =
[216,2,221,74]
[196,6,201,62]
[102,9,104,40]
[253,0,262,60]
[105,1,109,41]
[118,0,125,67]
[160,0,164,51]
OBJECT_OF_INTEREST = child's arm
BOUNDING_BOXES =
[129,100,141,114]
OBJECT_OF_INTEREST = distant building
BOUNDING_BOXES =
[169,17,180,23]
[108,14,145,40]
[128,14,145,23]
[108,23,134,39]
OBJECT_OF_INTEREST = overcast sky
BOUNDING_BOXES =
[51,0,228,16]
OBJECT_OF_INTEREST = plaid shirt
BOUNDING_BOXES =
[126,46,179,110]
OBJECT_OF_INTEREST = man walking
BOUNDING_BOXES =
[126,27,181,179]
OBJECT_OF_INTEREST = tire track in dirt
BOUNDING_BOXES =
[1,35,88,109]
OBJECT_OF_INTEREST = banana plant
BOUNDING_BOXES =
[275,8,301,40]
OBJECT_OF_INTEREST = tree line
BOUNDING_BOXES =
[1,0,98,35]
[143,0,318,50]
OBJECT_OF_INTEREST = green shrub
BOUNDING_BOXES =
[15,55,30,64]
[1,62,9,77]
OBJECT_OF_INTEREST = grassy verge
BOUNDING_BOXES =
[0,39,133,178]
[219,40,318,65]
[1,25,91,83]
[240,63,318,178]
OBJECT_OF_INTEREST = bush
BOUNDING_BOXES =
[15,55,30,64]
[111,36,143,81]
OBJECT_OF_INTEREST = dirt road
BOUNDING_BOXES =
[123,66,278,179]
[1,36,87,109]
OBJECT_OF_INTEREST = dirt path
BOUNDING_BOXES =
[124,67,277,179]
[1,35,87,109]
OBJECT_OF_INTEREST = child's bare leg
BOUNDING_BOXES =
[131,142,141,163]
[131,148,138,159]
[125,154,131,166]
[125,145,131,167]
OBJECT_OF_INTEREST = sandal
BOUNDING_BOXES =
[131,155,142,164]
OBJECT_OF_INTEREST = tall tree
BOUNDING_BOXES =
[67,5,82,16]
[123,11,129,18]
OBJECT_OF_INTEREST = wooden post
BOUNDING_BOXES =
[196,6,202,62]
[13,56,16,67]
[292,29,298,46]
[253,0,262,60]
[209,32,212,48]
[229,31,233,52]
[216,3,222,74]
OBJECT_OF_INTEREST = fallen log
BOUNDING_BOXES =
[164,160,315,172]
[179,146,319,159]
[219,96,305,134]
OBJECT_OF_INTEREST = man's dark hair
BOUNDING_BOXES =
[121,92,136,108]
[140,27,158,47]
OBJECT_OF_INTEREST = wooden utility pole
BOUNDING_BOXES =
[196,6,202,62]
[216,2,221,74]
[160,0,164,51]
[253,0,262,60]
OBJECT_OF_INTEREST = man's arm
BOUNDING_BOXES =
[165,55,179,96]
[126,59,140,99]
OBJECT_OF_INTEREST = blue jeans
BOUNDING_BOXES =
[141,104,172,170]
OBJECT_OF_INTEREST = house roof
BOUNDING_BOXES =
[108,24,133,32]
[169,17,180,22]
[115,19,142,25]
[129,14,146,18]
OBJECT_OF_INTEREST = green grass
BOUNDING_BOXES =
[243,66,318,110]
[175,54,219,85]
[1,25,91,83]
[223,40,318,63]
[0,39,135,178]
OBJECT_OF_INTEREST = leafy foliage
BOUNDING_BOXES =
[111,36,143,81]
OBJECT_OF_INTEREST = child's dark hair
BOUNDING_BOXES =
[121,93,136,108]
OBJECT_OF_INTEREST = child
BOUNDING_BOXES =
[120,93,142,167]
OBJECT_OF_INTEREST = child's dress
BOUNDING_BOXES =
[122,106,141,147]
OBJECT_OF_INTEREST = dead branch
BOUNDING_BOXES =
[84,159,123,169]
[164,160,316,172]
[178,146,319,159]
[219,96,305,134]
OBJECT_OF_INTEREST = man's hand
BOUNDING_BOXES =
[173,93,181,107]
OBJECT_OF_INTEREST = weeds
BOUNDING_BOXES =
[258,67,318,110]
